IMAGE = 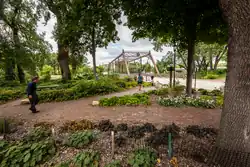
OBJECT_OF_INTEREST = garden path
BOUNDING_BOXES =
[0,86,221,127]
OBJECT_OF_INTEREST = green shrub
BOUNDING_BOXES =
[0,89,24,103]
[57,151,100,167]
[198,88,209,95]
[125,81,137,88]
[104,160,121,167]
[64,131,95,148]
[147,88,169,96]
[200,95,224,107]
[128,148,157,167]
[210,89,223,96]
[0,139,56,167]
[99,93,150,106]
[40,65,53,81]
[203,74,219,79]
[213,69,227,75]
[0,80,21,87]
[158,96,217,108]
[38,79,122,103]
[24,127,52,142]
[143,82,152,87]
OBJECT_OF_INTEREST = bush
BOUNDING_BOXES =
[158,96,217,108]
[64,131,95,148]
[203,74,219,79]
[39,79,122,103]
[200,95,223,107]
[143,82,152,87]
[0,139,56,167]
[57,151,100,167]
[0,89,24,103]
[99,93,150,106]
[128,148,157,167]
[60,120,94,132]
[40,65,53,81]
[24,127,52,142]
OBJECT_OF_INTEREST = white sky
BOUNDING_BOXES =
[37,14,173,66]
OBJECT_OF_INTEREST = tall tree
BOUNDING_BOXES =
[40,0,72,80]
[122,0,227,96]
[209,0,250,166]
[61,0,121,80]
[0,0,50,82]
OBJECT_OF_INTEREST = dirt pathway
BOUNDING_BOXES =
[0,87,221,127]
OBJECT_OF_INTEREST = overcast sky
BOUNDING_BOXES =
[37,14,173,66]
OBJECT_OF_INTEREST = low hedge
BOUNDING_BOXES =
[0,77,139,104]
[99,93,151,106]
[0,89,24,103]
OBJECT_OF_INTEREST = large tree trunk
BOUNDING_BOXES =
[71,55,77,75]
[209,48,213,70]
[186,37,195,96]
[208,0,250,166]
[5,59,15,81]
[58,43,71,80]
[91,28,98,80]
[17,65,25,83]
[13,26,25,83]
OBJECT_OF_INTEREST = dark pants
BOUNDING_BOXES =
[29,94,39,112]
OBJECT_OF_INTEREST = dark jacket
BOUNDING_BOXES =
[27,82,37,96]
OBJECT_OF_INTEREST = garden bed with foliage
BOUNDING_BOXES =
[1,119,218,167]
[99,93,151,106]
[0,76,146,104]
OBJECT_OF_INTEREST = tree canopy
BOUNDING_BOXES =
[121,0,228,95]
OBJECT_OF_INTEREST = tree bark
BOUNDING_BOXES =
[13,26,25,83]
[5,60,15,81]
[58,43,71,80]
[91,28,98,80]
[208,0,250,166]
[17,65,25,83]
[186,37,195,96]
[71,55,77,75]
[209,48,213,70]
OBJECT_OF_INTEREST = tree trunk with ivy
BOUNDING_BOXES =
[58,43,71,80]
[208,0,250,166]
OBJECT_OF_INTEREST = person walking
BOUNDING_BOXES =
[137,73,143,91]
[27,76,39,113]
[151,75,154,86]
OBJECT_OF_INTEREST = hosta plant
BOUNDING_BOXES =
[128,148,157,167]
[64,131,96,148]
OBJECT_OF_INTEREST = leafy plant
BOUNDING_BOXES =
[104,160,121,167]
[0,139,56,167]
[40,65,53,81]
[203,74,219,79]
[57,151,100,167]
[99,93,150,106]
[65,131,95,148]
[128,148,157,167]
[158,96,217,108]
[98,120,114,132]
[60,120,94,132]
[0,89,24,104]
[24,127,52,142]
[142,82,152,87]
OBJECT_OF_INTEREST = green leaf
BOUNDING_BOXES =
[23,153,31,163]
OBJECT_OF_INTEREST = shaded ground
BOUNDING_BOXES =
[0,87,221,127]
